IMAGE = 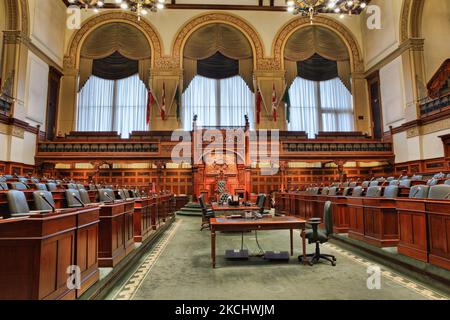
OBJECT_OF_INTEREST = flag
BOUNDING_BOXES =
[161,82,166,120]
[272,83,277,122]
[256,88,262,124]
[146,89,155,125]
[175,86,181,122]
[283,88,291,123]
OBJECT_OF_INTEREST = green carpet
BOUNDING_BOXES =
[106,216,448,300]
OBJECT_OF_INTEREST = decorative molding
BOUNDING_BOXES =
[0,114,42,138]
[390,109,450,137]
[172,12,265,70]
[400,0,424,42]
[65,11,164,71]
[272,16,364,73]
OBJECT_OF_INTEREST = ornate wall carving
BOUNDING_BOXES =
[272,16,364,73]
[172,12,265,70]
[65,12,164,71]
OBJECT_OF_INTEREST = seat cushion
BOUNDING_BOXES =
[428,185,450,200]
[366,186,382,197]
[409,185,429,199]
[383,186,399,198]
[7,190,30,214]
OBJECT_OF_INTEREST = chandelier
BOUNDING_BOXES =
[67,0,166,20]
[286,0,367,21]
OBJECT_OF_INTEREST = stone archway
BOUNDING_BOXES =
[65,11,164,71]
[400,0,425,42]
[3,0,29,35]
[172,12,265,70]
[273,16,364,73]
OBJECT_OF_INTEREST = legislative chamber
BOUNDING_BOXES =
[0,0,449,302]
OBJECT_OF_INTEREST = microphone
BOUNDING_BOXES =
[104,192,115,204]
[39,192,55,213]
[444,192,450,200]
[412,187,422,198]
[72,193,85,207]
[0,183,4,190]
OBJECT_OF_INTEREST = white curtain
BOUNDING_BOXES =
[183,75,254,131]
[114,74,147,138]
[320,78,354,132]
[77,76,114,132]
[287,77,319,138]
[288,77,354,137]
[77,74,147,138]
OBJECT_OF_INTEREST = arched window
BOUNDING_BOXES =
[77,74,147,138]
[183,75,254,131]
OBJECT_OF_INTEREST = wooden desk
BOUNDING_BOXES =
[427,200,450,270]
[0,190,67,213]
[133,197,152,243]
[362,197,398,247]
[0,210,78,300]
[212,204,260,216]
[98,200,135,268]
[209,217,307,268]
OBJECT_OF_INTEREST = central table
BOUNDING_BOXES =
[211,204,260,216]
[210,217,307,268]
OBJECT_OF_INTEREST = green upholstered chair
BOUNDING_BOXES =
[321,187,329,195]
[366,186,382,197]
[349,182,358,188]
[10,182,28,190]
[342,187,351,196]
[299,201,336,266]
[79,189,91,204]
[118,189,128,200]
[3,175,14,180]
[77,184,86,191]
[256,194,267,214]
[99,189,115,202]
[199,195,214,231]
[447,174,450,179]
[7,190,31,216]
[46,183,58,192]
[361,181,370,188]
[411,175,423,181]
[0,182,8,190]
[352,186,363,197]
[34,183,47,191]
[409,185,430,199]
[428,185,450,200]
[342,182,350,188]
[445,180,450,185]
[369,181,379,187]
[386,177,395,182]
[311,187,320,195]
[66,189,84,208]
[17,177,28,184]
[399,179,411,188]
[33,191,56,211]
[66,183,77,190]
[389,180,399,186]
[383,186,399,198]
[433,172,446,179]
[0,176,6,182]
[427,179,439,186]
[328,187,338,196]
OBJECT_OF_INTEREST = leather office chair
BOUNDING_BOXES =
[328,187,338,196]
[427,179,439,186]
[433,172,446,179]
[445,180,450,186]
[79,189,91,204]
[352,186,363,197]
[99,189,115,202]
[342,182,350,188]
[412,175,423,181]
[89,184,96,191]
[428,185,450,200]
[399,179,411,188]
[7,190,33,216]
[47,183,58,192]
[321,187,329,195]
[3,175,14,180]
[30,177,40,184]
[0,176,6,182]
[401,176,410,180]
[118,189,128,200]
[256,194,267,214]
[18,177,28,184]
[342,187,351,196]
[0,182,8,190]
[409,185,430,198]
[361,181,370,188]
[447,174,450,179]
[386,177,395,182]
[383,186,399,198]
[66,189,84,208]
[311,187,320,195]
[199,195,214,231]
[10,182,28,190]
[369,181,379,187]
[389,180,399,186]
[77,184,86,191]
[299,201,336,266]
[33,191,56,211]
[67,183,77,190]
[349,182,357,188]
[34,183,47,191]
[366,186,382,197]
